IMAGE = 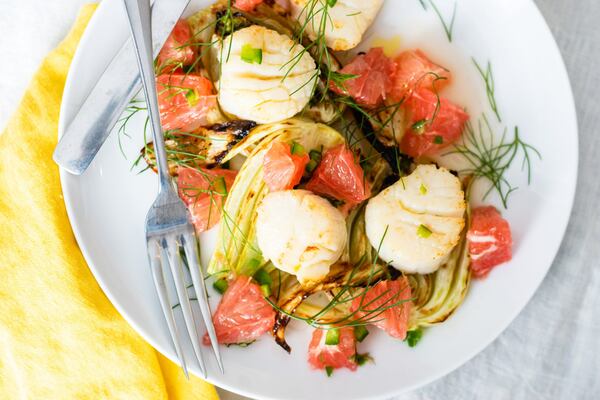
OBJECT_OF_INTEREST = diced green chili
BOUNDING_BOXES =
[417,224,432,238]
[325,328,340,345]
[253,268,272,286]
[241,44,262,64]
[212,279,228,294]
[305,149,322,173]
[212,176,228,196]
[247,258,261,272]
[260,284,271,297]
[185,89,198,106]
[309,149,322,163]
[411,119,427,134]
[305,159,318,173]
[353,353,371,366]
[290,141,306,156]
[405,329,423,347]
[354,325,369,342]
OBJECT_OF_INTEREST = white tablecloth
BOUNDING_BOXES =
[1,1,597,399]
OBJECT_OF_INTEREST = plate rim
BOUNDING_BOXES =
[57,1,579,398]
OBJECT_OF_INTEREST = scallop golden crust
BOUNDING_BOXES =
[256,190,347,284]
[365,164,466,274]
[217,25,317,123]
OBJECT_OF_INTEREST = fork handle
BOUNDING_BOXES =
[123,0,172,191]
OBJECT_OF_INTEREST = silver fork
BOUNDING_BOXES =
[122,0,223,378]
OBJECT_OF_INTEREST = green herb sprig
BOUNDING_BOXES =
[427,0,457,42]
[282,0,340,98]
[447,114,541,208]
[116,99,147,159]
[472,58,502,122]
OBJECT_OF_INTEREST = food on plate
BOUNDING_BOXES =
[400,88,470,158]
[177,166,237,232]
[468,206,513,278]
[389,49,451,101]
[366,49,456,149]
[234,0,264,12]
[307,327,358,372]
[350,278,412,340]
[256,190,347,284]
[329,47,396,108]
[262,141,310,192]
[157,19,196,71]
[217,25,317,123]
[128,0,535,375]
[305,144,371,207]
[373,102,409,148]
[365,164,466,274]
[203,276,276,345]
[156,73,219,131]
[289,0,385,51]
[143,119,257,174]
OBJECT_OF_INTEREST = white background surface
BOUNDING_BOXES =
[1,1,598,399]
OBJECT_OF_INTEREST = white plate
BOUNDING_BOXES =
[58,1,578,399]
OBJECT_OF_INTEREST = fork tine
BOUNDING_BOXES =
[148,239,189,379]
[162,238,208,378]
[181,233,224,374]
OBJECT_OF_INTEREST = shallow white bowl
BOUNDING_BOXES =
[58,0,578,399]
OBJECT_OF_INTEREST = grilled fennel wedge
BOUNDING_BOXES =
[142,119,256,174]
[407,199,471,329]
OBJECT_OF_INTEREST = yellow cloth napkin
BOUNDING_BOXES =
[0,4,219,399]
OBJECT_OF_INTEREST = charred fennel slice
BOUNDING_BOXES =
[142,120,256,175]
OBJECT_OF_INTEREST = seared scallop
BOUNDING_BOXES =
[217,25,317,123]
[289,0,384,51]
[365,164,466,274]
[256,190,347,284]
